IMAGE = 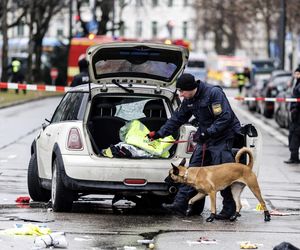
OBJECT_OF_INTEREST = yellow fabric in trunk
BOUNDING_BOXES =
[120,120,174,158]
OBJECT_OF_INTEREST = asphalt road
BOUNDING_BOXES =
[0,92,299,250]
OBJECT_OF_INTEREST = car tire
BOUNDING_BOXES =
[51,158,74,212]
[27,153,51,202]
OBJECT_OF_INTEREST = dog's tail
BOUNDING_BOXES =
[235,147,254,169]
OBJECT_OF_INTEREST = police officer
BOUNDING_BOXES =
[71,58,90,87]
[147,73,241,219]
[284,67,300,164]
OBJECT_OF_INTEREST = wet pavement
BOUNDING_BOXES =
[0,94,300,249]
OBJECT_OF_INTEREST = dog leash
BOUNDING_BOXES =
[201,143,207,167]
[158,139,192,144]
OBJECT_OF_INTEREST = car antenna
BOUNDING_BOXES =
[111,79,134,93]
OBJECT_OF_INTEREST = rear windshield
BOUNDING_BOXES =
[91,46,183,82]
[95,59,177,79]
[187,60,205,68]
[252,61,275,73]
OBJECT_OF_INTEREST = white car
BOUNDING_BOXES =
[27,42,260,212]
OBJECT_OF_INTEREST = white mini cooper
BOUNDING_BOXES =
[27,42,261,212]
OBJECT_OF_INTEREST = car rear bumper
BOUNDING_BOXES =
[61,154,176,182]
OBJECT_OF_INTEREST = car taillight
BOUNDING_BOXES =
[124,179,147,186]
[67,128,83,150]
[186,132,196,153]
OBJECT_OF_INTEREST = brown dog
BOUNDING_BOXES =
[169,147,271,222]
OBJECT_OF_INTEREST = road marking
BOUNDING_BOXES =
[7,155,17,159]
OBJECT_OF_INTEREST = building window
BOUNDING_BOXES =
[136,21,143,37]
[136,0,143,7]
[119,0,125,6]
[168,0,173,7]
[57,29,63,37]
[152,21,158,38]
[183,21,188,39]
[152,0,158,7]
[17,23,24,36]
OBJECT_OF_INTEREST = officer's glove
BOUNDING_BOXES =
[193,130,210,143]
[146,131,161,141]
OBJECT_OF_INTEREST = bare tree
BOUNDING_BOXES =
[0,0,27,82]
[194,0,251,55]
[250,0,280,57]
[26,0,67,83]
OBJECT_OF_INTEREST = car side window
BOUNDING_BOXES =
[51,93,72,123]
[60,93,85,121]
[51,93,85,123]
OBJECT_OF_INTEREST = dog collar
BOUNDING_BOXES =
[184,170,188,181]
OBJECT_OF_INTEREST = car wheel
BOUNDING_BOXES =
[27,153,51,202]
[51,158,74,212]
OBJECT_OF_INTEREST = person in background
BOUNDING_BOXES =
[284,67,300,164]
[147,73,241,220]
[71,57,90,87]
[236,67,251,95]
[10,58,26,94]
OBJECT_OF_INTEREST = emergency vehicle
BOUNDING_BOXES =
[207,55,250,88]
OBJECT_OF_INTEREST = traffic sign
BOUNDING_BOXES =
[50,68,59,80]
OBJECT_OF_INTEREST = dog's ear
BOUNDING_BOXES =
[171,163,179,175]
[179,158,186,166]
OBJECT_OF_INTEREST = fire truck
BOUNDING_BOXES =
[67,35,116,85]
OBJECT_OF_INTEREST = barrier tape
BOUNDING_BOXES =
[228,96,300,103]
[0,82,71,93]
[1,82,300,102]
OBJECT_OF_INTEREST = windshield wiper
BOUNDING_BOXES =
[112,79,134,93]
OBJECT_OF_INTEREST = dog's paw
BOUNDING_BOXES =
[206,213,215,222]
[185,204,193,217]
[264,211,271,222]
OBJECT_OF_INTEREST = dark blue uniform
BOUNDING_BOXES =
[158,81,241,215]
[288,79,300,162]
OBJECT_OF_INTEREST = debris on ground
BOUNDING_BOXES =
[239,241,260,249]
[15,196,30,203]
[33,232,68,249]
[0,223,51,236]
[187,236,217,246]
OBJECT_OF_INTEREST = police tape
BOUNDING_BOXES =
[0,82,71,93]
[1,82,300,102]
[228,96,300,102]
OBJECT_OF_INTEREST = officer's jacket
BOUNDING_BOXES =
[158,81,241,143]
[290,80,300,123]
[71,71,90,87]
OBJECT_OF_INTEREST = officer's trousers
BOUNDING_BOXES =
[288,122,300,160]
[172,139,236,215]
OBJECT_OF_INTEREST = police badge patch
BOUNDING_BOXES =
[212,103,222,115]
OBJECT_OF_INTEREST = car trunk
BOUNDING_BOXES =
[86,94,179,158]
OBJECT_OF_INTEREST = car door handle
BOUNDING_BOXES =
[46,133,51,137]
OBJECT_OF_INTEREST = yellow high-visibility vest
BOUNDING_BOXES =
[12,60,21,73]
[120,120,174,158]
